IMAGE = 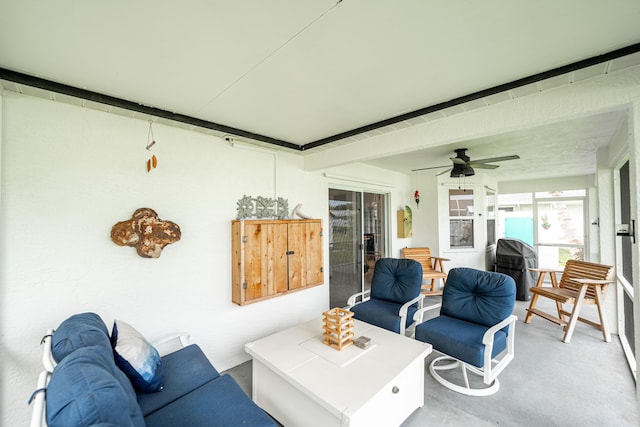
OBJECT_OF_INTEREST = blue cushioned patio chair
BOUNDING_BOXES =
[413,268,517,396]
[347,258,424,336]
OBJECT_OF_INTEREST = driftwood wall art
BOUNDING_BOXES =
[111,208,181,258]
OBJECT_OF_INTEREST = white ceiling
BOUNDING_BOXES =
[365,109,629,181]
[1,1,640,180]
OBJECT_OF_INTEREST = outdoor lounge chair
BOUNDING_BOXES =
[524,259,615,343]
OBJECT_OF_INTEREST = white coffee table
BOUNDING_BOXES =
[245,318,432,427]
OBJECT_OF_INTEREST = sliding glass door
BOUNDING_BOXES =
[616,161,635,378]
[328,189,387,308]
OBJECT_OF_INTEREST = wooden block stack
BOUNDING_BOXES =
[322,308,354,350]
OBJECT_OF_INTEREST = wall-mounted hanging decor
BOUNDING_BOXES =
[397,206,413,238]
[236,195,289,220]
[145,120,158,173]
[111,208,181,258]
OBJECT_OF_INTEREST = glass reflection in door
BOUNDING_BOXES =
[363,193,386,292]
[328,189,386,308]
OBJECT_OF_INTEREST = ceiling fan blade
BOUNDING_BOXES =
[436,168,452,176]
[450,157,467,165]
[468,154,520,164]
[472,163,500,169]
[411,164,450,172]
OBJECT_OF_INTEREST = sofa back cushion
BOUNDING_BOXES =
[370,258,423,304]
[441,268,516,327]
[46,345,145,427]
[51,312,111,362]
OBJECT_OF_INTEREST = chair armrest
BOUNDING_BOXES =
[431,256,450,272]
[41,329,56,373]
[412,302,443,324]
[482,315,518,345]
[398,294,424,336]
[399,294,424,318]
[574,278,615,286]
[29,371,50,427]
[529,267,562,273]
[346,290,371,307]
[482,315,518,384]
[152,333,192,357]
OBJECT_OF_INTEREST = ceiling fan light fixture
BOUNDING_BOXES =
[450,163,475,177]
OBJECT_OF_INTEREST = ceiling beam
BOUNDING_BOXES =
[0,67,299,151]
[2,42,640,152]
[301,42,640,150]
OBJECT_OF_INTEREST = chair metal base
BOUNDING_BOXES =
[429,356,500,397]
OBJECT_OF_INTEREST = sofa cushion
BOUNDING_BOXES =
[51,312,111,363]
[46,345,145,427]
[350,298,418,334]
[111,319,164,393]
[441,268,516,328]
[415,315,508,368]
[136,344,221,416]
[143,374,275,427]
[370,258,422,304]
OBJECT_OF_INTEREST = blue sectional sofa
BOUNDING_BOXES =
[30,313,275,427]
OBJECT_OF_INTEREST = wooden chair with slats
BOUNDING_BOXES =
[524,259,614,343]
[402,247,449,296]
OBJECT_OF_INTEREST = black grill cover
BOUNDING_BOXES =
[495,238,537,301]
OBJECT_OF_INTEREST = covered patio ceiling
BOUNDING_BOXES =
[1,1,639,181]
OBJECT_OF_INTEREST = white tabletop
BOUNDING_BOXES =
[245,318,432,416]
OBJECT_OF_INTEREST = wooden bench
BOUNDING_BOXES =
[402,247,449,296]
[524,260,614,343]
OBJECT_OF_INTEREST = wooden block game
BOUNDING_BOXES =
[322,308,354,350]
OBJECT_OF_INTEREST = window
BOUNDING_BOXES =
[497,193,533,246]
[449,189,474,247]
[497,190,587,266]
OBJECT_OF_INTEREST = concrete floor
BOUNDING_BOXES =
[224,298,638,426]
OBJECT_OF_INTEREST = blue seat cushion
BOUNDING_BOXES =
[46,345,145,427]
[136,344,221,416]
[415,315,507,368]
[51,312,111,362]
[350,299,418,334]
[441,268,516,328]
[370,258,422,304]
[143,374,276,427]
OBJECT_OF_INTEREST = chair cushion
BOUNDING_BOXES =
[143,374,276,427]
[415,315,507,368]
[136,344,221,416]
[350,299,418,334]
[46,345,145,427]
[441,268,516,328]
[111,319,164,393]
[370,258,422,304]
[51,312,111,363]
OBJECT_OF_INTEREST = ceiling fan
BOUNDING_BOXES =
[411,148,520,177]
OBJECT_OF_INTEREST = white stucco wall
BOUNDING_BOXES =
[3,66,640,423]
[0,92,412,426]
